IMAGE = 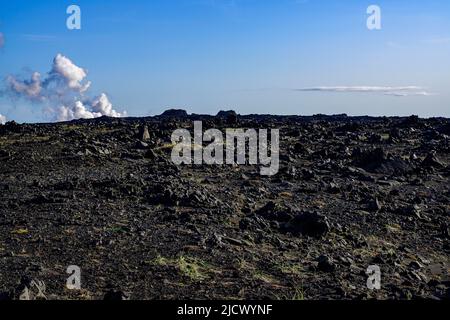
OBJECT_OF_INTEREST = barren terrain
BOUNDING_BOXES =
[0,112,449,300]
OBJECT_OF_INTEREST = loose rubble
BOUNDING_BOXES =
[0,113,449,300]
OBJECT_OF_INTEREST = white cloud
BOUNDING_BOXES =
[91,93,127,118]
[47,53,91,93]
[296,86,433,97]
[7,72,43,100]
[0,114,6,124]
[58,101,100,121]
[56,93,127,121]
[383,91,432,97]
[7,54,91,99]
[5,54,127,122]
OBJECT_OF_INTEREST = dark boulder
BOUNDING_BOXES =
[216,110,238,124]
[104,290,129,300]
[317,255,336,272]
[352,147,414,175]
[283,212,330,238]
[255,201,293,223]
[421,151,444,169]
[160,109,189,118]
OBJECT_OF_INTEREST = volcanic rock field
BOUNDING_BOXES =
[0,112,449,300]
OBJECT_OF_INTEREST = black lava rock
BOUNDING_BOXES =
[283,212,330,238]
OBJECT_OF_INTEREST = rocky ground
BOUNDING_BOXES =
[0,111,449,300]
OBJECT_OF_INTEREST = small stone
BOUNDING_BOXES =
[409,261,423,270]
[368,197,382,212]
[421,151,443,168]
[135,141,149,149]
[317,255,336,272]
[138,125,150,141]
[104,290,129,300]
[283,212,330,238]
[144,149,158,159]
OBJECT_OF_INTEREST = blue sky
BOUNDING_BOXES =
[0,0,449,123]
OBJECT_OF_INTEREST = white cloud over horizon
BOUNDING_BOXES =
[296,86,434,97]
[4,54,127,121]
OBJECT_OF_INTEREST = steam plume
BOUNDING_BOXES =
[5,54,127,121]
